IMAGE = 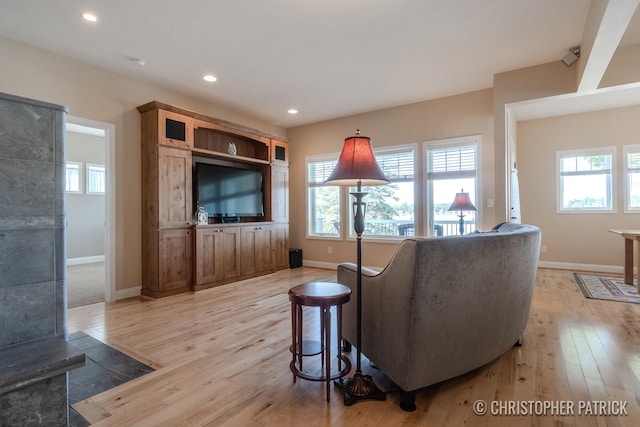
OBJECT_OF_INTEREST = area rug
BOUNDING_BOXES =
[573,273,640,304]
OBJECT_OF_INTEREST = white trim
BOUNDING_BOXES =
[67,255,105,265]
[65,161,83,194]
[623,144,640,213]
[115,286,141,301]
[67,116,116,303]
[423,135,481,236]
[538,260,627,274]
[86,162,106,195]
[303,260,339,270]
[302,260,385,271]
[306,259,628,276]
[556,146,616,213]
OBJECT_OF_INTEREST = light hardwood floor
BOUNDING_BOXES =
[68,267,640,426]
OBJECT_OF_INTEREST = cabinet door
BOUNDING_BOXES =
[158,146,192,228]
[159,229,193,292]
[271,165,289,223]
[195,227,240,286]
[273,223,289,269]
[241,225,274,275]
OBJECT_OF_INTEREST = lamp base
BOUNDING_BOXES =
[334,372,386,405]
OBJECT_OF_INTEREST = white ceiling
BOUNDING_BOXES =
[1,0,636,129]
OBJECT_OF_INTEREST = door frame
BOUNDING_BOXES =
[66,116,116,303]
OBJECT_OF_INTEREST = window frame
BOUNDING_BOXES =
[556,146,616,213]
[65,161,83,194]
[306,153,342,239]
[624,144,640,213]
[424,136,480,236]
[86,162,106,195]
[346,144,417,241]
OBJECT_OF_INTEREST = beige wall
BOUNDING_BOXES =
[518,105,640,268]
[0,37,286,292]
[600,43,640,88]
[494,61,577,221]
[287,89,494,269]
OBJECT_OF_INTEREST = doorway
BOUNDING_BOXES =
[65,117,116,305]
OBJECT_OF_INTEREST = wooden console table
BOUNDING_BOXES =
[608,229,640,292]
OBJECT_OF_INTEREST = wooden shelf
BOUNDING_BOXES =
[191,148,270,165]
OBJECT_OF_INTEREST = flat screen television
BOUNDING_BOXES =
[195,162,264,218]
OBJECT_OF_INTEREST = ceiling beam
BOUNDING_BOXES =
[577,0,640,92]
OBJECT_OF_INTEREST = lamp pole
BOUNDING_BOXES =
[336,181,386,404]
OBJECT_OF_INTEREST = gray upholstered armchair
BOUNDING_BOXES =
[338,222,541,411]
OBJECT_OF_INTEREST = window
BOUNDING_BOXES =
[624,145,640,212]
[86,163,106,194]
[65,161,82,194]
[307,157,340,237]
[426,137,479,236]
[347,146,415,238]
[557,147,615,212]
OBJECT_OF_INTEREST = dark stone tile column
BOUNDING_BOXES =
[0,91,79,426]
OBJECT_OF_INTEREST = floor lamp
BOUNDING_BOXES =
[448,188,476,235]
[325,130,389,405]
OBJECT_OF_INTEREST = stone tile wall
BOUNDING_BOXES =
[0,91,67,348]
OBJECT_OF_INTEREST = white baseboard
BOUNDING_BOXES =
[304,259,627,275]
[302,260,386,271]
[67,255,105,266]
[538,261,627,274]
[303,260,339,270]
[115,286,141,301]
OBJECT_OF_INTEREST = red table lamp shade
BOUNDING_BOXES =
[448,189,477,212]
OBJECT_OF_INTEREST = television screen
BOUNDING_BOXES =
[195,162,264,217]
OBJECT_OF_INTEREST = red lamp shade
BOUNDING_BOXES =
[448,189,477,212]
[325,132,389,186]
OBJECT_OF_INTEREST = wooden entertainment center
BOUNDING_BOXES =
[137,101,289,298]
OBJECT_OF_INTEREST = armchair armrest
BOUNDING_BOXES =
[336,240,418,386]
[336,262,380,278]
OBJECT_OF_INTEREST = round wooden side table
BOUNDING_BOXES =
[289,281,352,402]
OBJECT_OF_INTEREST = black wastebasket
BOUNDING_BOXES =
[289,249,302,269]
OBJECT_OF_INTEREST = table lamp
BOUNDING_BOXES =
[448,188,476,235]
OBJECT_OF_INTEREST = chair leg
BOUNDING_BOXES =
[399,389,417,412]
[341,339,352,352]
[514,338,523,347]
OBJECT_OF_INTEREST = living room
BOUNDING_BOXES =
[2,1,640,425]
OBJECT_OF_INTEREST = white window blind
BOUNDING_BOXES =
[308,160,337,185]
[428,145,476,179]
[376,150,414,181]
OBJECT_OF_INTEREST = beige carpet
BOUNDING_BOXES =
[67,262,105,308]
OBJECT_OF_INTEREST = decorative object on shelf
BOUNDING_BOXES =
[325,129,389,406]
[196,205,209,225]
[448,188,476,235]
[227,142,237,155]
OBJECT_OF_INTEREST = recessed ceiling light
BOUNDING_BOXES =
[203,74,217,82]
[131,58,146,66]
[82,12,98,22]
[288,109,299,115]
